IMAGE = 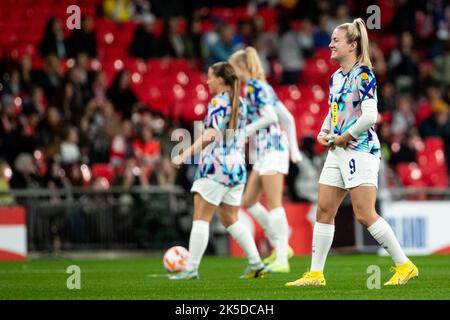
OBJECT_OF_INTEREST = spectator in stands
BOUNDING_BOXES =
[154,156,177,186]
[1,68,21,96]
[370,43,387,82]
[68,16,98,58]
[328,4,352,32]
[107,70,139,120]
[91,71,108,107]
[60,126,81,165]
[85,101,121,164]
[253,15,279,77]
[0,158,14,205]
[113,156,149,188]
[160,16,186,58]
[378,82,396,114]
[419,107,448,138]
[391,95,416,139]
[65,67,91,125]
[130,14,162,59]
[183,17,203,60]
[22,86,47,117]
[278,17,314,84]
[428,85,450,114]
[36,107,63,161]
[133,126,161,171]
[390,129,422,168]
[103,0,133,23]
[10,153,41,190]
[0,95,17,163]
[56,82,78,124]
[19,55,34,95]
[204,22,244,68]
[236,18,258,47]
[110,120,135,168]
[388,31,419,93]
[432,40,450,88]
[313,14,331,48]
[33,54,62,103]
[39,17,67,58]
[43,158,71,191]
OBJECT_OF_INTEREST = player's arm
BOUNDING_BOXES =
[245,103,278,137]
[275,102,302,163]
[172,128,218,166]
[245,84,278,137]
[317,111,334,147]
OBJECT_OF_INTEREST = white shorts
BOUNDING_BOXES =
[190,178,245,206]
[318,147,380,190]
[252,150,289,175]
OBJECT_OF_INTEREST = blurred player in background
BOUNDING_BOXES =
[170,62,265,280]
[286,18,419,287]
[229,47,302,274]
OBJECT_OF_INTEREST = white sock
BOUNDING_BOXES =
[227,221,262,268]
[310,222,335,272]
[246,203,277,247]
[367,217,408,265]
[269,207,289,265]
[186,220,209,271]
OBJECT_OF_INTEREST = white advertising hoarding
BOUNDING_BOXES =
[380,201,450,255]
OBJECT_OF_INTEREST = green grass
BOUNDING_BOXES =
[0,255,449,299]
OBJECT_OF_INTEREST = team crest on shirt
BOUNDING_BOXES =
[246,86,254,94]
[360,72,369,83]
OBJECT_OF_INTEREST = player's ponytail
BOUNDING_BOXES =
[210,62,241,132]
[229,47,266,81]
[229,76,240,132]
[244,47,266,81]
[337,18,372,68]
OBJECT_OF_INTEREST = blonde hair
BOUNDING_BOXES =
[337,18,372,68]
[210,62,241,131]
[229,46,266,81]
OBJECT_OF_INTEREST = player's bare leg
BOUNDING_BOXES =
[286,184,346,286]
[219,203,265,278]
[349,185,418,285]
[170,194,216,280]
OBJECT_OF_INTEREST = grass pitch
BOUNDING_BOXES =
[0,254,449,300]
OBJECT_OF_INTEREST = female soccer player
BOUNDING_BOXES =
[170,62,265,280]
[286,18,418,287]
[229,47,302,274]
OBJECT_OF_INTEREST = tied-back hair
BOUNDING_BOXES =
[337,18,372,68]
[210,62,241,131]
[229,46,266,81]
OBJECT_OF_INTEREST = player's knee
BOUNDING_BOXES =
[316,203,335,223]
[220,214,237,228]
[241,198,256,209]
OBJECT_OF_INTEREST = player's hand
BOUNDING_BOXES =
[333,133,351,149]
[171,155,184,167]
[290,147,303,164]
[317,132,334,148]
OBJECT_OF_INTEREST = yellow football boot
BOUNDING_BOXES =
[384,260,419,286]
[263,246,294,265]
[285,270,326,287]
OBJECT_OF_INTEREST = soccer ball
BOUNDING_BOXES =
[163,246,189,273]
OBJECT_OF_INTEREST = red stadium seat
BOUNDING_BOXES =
[396,163,427,187]
[91,163,115,184]
[417,137,449,187]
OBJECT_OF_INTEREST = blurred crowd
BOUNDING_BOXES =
[0,0,449,204]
